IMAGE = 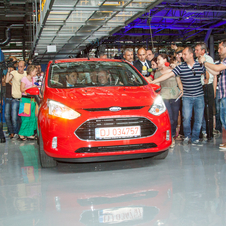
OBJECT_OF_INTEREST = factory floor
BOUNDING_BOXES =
[0,132,226,226]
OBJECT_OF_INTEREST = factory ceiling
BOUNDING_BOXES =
[0,0,226,63]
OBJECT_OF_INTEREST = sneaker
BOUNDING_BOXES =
[183,137,190,145]
[13,134,19,139]
[207,137,213,142]
[213,129,221,135]
[219,143,226,147]
[202,133,207,138]
[9,133,14,139]
[174,135,183,141]
[219,143,226,151]
[0,138,6,143]
[191,140,203,146]
[170,138,175,148]
[219,143,226,150]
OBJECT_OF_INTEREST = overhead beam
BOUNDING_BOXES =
[204,29,212,44]
[139,15,226,21]
[130,25,219,31]
[113,33,178,36]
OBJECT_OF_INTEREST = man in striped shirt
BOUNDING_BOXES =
[195,42,215,141]
[151,47,205,146]
[199,39,226,150]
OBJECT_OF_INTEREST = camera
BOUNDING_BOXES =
[0,58,17,70]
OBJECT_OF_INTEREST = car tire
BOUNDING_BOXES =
[39,131,57,168]
[153,150,169,160]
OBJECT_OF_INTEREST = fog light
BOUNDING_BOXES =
[52,137,57,148]
[166,130,170,141]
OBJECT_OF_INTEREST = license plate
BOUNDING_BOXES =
[95,126,141,139]
[99,207,143,223]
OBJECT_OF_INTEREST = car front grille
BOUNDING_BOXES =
[83,106,144,111]
[75,117,157,140]
[76,143,157,153]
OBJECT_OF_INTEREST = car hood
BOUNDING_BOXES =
[46,86,156,109]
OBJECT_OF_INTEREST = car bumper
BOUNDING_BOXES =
[39,110,171,159]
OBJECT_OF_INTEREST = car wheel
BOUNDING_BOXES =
[39,131,57,168]
[153,150,169,160]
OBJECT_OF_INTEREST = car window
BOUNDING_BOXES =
[48,61,147,88]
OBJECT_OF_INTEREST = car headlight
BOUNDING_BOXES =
[149,95,166,116]
[47,100,81,120]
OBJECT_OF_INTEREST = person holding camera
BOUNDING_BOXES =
[5,60,27,138]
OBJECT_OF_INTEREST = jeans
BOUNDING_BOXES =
[4,98,14,134]
[182,96,205,142]
[220,97,226,130]
[0,123,4,138]
[0,100,4,139]
[215,89,222,132]
[11,98,21,134]
[164,98,181,137]
[202,84,214,138]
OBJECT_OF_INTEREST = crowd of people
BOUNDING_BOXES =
[122,41,225,149]
[1,40,226,151]
[0,60,43,143]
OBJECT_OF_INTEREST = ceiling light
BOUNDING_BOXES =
[6,14,24,17]
[2,50,23,53]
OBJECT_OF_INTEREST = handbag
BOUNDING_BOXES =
[18,98,31,117]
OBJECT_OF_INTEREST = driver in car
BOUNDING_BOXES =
[66,71,78,87]
[51,73,60,85]
[97,70,110,85]
[90,71,98,85]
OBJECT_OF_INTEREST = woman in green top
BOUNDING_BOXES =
[18,65,37,141]
[154,54,183,146]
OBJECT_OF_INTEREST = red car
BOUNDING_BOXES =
[27,58,171,167]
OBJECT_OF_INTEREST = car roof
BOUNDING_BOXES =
[48,58,125,64]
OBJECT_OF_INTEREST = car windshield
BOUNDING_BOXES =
[48,61,147,88]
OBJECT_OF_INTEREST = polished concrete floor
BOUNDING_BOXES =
[0,133,226,226]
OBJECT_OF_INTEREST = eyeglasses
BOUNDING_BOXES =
[191,68,196,76]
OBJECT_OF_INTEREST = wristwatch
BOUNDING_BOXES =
[203,61,207,65]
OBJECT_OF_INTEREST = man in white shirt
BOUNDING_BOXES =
[6,60,27,137]
[133,47,152,76]
[195,42,214,140]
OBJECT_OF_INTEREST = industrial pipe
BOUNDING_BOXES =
[0,27,11,46]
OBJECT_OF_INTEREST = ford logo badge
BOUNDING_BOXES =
[109,107,121,112]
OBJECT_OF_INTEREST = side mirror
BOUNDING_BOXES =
[150,84,161,93]
[26,87,40,105]
[26,87,40,95]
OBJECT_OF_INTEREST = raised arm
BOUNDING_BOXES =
[205,62,226,73]
[206,67,220,76]
[5,67,14,83]
[151,71,175,84]
[199,56,226,73]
